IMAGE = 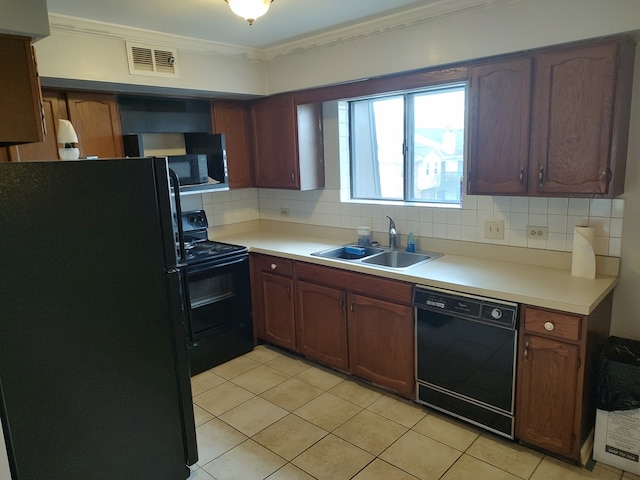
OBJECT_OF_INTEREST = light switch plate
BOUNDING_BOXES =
[485,220,504,239]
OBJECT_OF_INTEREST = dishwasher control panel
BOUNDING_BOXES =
[413,285,518,329]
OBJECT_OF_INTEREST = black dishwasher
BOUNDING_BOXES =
[414,285,518,438]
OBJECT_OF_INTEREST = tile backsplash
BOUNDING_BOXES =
[201,188,624,258]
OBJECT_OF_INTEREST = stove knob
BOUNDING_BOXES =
[491,308,503,320]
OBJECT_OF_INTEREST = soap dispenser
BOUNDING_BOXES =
[406,231,416,253]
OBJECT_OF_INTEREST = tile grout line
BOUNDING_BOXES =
[194,345,628,480]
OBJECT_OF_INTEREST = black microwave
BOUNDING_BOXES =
[167,154,208,185]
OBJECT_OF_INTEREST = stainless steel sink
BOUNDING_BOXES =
[361,250,435,268]
[311,245,385,260]
[311,244,441,269]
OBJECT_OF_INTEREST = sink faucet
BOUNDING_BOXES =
[386,216,397,249]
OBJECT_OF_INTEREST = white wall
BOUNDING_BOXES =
[611,51,640,338]
[265,0,640,94]
[34,16,268,97]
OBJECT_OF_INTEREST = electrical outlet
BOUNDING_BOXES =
[484,220,504,239]
[279,207,290,217]
[527,226,548,240]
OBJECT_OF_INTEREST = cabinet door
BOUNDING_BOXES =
[531,43,618,195]
[0,35,44,146]
[260,271,297,351]
[296,280,348,370]
[516,334,580,457]
[467,58,532,195]
[251,94,298,189]
[212,101,253,188]
[66,92,124,159]
[348,293,414,397]
[10,90,67,161]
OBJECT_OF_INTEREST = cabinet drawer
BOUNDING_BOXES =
[251,254,294,276]
[524,307,582,341]
[295,261,412,305]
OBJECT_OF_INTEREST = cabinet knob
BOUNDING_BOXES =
[544,321,555,331]
[270,263,277,270]
[539,166,545,187]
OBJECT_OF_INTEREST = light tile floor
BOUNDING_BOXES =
[188,345,640,480]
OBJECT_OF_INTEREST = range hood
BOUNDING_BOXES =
[118,95,212,134]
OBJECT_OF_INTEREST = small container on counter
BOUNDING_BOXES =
[357,226,372,246]
[406,232,415,252]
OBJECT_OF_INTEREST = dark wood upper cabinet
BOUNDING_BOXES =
[467,58,532,195]
[212,101,253,189]
[530,40,635,197]
[11,90,124,162]
[9,90,67,161]
[250,94,324,190]
[467,36,635,198]
[66,92,124,159]
[0,34,44,147]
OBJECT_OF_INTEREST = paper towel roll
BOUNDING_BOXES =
[571,225,596,278]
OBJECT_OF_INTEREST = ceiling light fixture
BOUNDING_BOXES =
[225,0,273,25]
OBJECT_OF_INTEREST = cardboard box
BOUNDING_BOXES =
[594,408,640,474]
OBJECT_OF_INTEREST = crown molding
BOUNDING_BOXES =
[263,0,517,60]
[47,0,516,63]
[47,13,267,61]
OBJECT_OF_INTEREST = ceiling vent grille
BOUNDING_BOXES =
[126,42,179,78]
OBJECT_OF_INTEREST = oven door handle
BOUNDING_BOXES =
[186,254,248,274]
[168,168,186,263]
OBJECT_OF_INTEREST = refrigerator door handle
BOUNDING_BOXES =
[168,169,187,264]
[167,269,198,466]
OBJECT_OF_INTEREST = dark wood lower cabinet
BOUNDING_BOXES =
[250,255,415,398]
[296,280,348,370]
[515,297,612,463]
[260,272,297,351]
[348,293,414,397]
[516,334,580,457]
[250,255,297,351]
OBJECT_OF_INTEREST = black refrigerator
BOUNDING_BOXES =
[0,158,198,479]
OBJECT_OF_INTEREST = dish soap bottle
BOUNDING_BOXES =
[406,231,415,253]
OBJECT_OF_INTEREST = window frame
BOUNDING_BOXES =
[346,82,467,206]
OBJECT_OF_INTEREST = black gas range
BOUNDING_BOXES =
[181,210,247,265]
[179,210,253,375]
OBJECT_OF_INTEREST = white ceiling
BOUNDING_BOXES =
[45,0,442,49]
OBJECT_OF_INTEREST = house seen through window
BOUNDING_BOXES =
[349,84,466,205]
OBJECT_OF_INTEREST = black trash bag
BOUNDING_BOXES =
[597,336,640,411]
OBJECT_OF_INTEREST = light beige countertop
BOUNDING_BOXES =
[215,228,617,315]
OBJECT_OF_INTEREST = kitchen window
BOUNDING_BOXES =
[348,84,466,205]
